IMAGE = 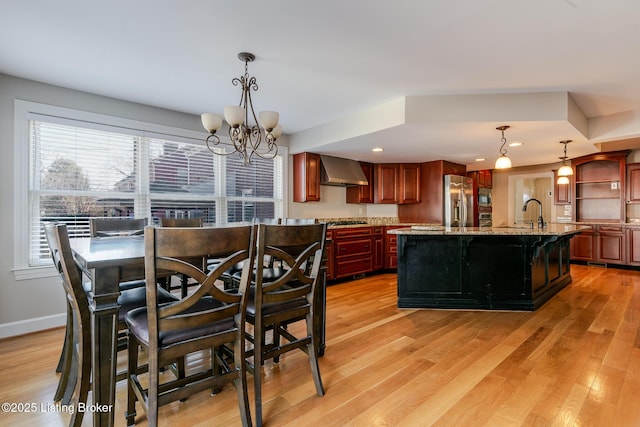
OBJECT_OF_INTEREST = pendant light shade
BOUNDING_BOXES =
[556,140,573,184]
[495,155,512,169]
[494,125,512,169]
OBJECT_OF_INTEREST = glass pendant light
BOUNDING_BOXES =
[494,125,512,169]
[557,140,573,181]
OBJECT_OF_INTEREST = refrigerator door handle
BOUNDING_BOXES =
[461,189,467,226]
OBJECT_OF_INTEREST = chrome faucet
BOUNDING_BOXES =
[522,198,545,228]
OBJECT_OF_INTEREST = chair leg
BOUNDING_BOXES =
[147,354,160,427]
[253,322,264,427]
[125,337,139,426]
[69,324,91,427]
[306,314,325,397]
[233,340,252,427]
[54,304,73,402]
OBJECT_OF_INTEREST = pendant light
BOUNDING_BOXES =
[494,125,512,169]
[557,140,573,184]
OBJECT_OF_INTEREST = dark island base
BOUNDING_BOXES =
[397,234,573,311]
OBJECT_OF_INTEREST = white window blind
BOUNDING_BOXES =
[27,117,284,267]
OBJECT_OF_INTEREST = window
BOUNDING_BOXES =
[18,102,285,269]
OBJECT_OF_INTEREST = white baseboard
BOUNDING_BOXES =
[0,313,66,339]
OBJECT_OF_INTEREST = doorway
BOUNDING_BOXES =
[507,172,553,225]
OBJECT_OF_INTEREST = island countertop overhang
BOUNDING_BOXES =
[388,223,589,237]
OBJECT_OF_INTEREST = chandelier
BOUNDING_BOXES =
[556,140,573,185]
[201,52,282,166]
[494,125,512,169]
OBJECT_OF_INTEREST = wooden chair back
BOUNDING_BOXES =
[253,223,326,317]
[90,217,147,237]
[44,223,91,427]
[160,217,204,227]
[144,225,256,336]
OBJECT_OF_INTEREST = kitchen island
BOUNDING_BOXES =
[388,224,587,311]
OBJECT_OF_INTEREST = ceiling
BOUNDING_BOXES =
[2,0,640,170]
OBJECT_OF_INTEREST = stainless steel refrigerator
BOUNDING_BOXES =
[443,175,474,227]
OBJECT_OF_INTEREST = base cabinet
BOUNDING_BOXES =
[571,224,626,265]
[627,227,640,266]
[333,227,373,279]
[397,234,574,311]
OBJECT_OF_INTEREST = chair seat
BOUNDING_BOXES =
[246,295,307,317]
[117,286,177,323]
[126,297,235,347]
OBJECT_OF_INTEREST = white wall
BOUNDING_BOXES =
[0,74,212,337]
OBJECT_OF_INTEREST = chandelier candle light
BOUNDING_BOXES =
[556,140,573,185]
[494,125,512,169]
[201,52,282,166]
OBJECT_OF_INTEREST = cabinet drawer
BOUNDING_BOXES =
[335,238,372,258]
[598,225,623,233]
[333,227,373,238]
[336,257,372,277]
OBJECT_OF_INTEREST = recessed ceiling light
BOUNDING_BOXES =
[475,158,486,162]
[508,141,523,147]
[372,147,384,152]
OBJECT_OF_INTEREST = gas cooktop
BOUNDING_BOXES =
[326,220,368,226]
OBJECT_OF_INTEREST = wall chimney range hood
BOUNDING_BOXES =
[319,155,368,186]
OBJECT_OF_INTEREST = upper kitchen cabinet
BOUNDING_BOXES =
[626,163,640,204]
[398,163,421,204]
[293,152,321,202]
[571,150,630,222]
[346,161,374,204]
[398,160,466,223]
[467,169,492,188]
[374,163,421,204]
[374,163,399,203]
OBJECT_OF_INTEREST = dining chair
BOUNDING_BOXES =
[46,223,178,426]
[160,217,205,297]
[244,223,327,426]
[221,218,282,291]
[125,225,255,427]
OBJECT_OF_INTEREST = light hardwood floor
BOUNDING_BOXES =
[1,264,639,426]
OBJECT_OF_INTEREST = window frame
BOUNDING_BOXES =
[13,100,288,279]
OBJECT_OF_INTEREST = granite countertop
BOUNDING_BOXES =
[388,223,590,237]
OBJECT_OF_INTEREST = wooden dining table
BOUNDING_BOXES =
[69,232,327,427]
[69,235,145,427]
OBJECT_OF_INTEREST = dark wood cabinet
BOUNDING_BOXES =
[626,163,640,204]
[384,225,403,269]
[325,230,334,280]
[373,227,384,270]
[554,169,571,205]
[571,228,595,261]
[346,162,374,204]
[333,227,374,279]
[597,225,626,264]
[293,152,321,202]
[398,160,466,223]
[571,150,629,222]
[627,227,640,266]
[570,224,626,265]
[398,163,421,204]
[467,170,492,189]
[373,163,421,204]
[374,164,399,204]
